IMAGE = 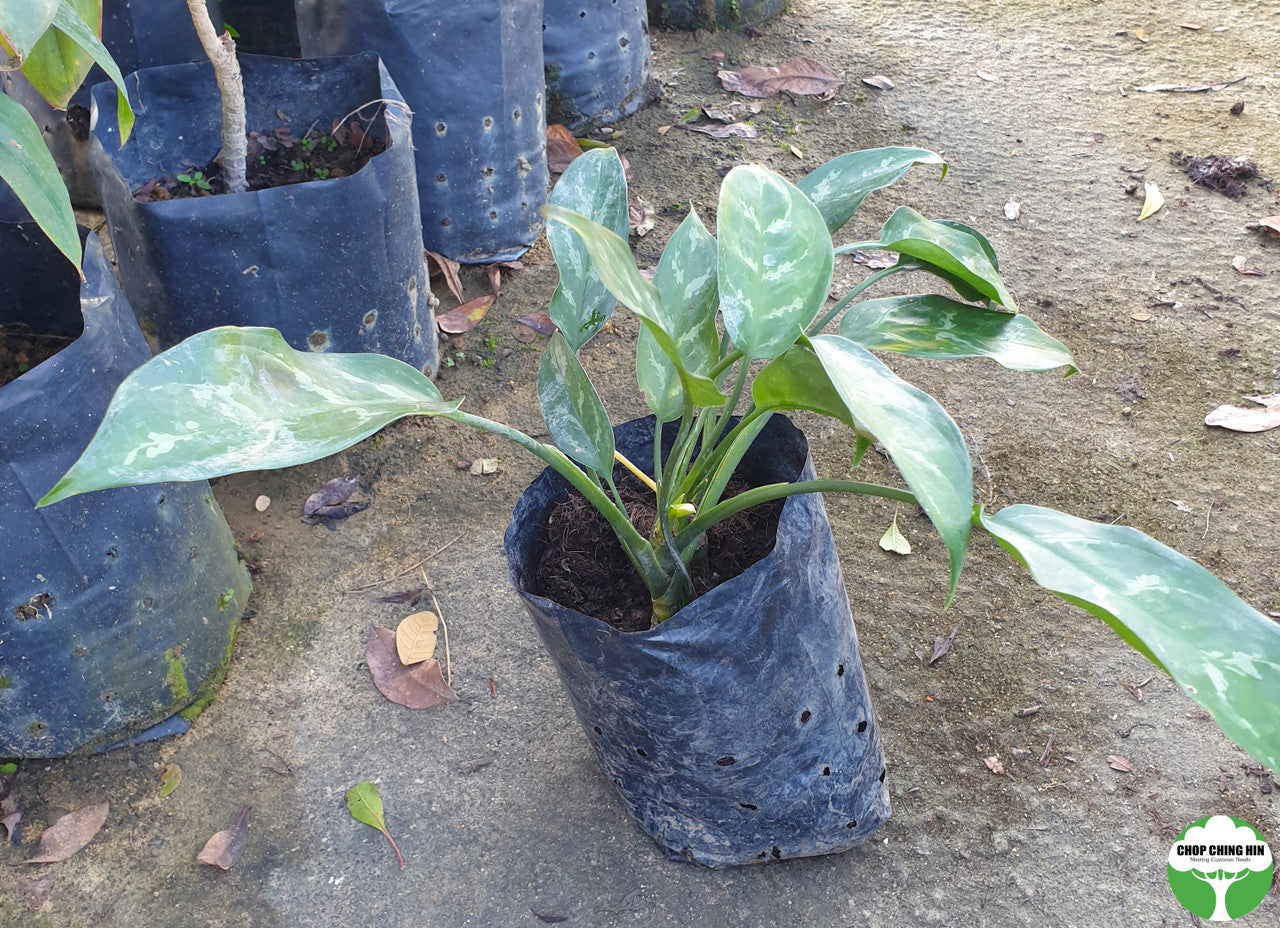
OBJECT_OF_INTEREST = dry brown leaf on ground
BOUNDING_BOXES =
[17,873,52,913]
[485,265,501,299]
[516,313,557,336]
[396,611,439,665]
[717,57,843,99]
[1204,394,1280,433]
[25,802,108,864]
[1231,256,1265,276]
[1107,754,1133,773]
[683,122,759,139]
[546,124,583,174]
[304,475,360,516]
[437,295,495,334]
[196,806,250,870]
[1258,216,1280,234]
[862,75,895,90]
[366,626,458,708]
[984,756,1005,775]
[425,250,465,305]
[630,196,655,236]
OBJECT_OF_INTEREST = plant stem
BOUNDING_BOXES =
[186,0,247,193]
[807,265,902,336]
[677,479,919,545]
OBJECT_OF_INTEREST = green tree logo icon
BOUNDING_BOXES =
[1167,815,1273,921]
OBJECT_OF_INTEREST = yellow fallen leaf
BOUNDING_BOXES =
[878,511,912,555]
[789,144,803,159]
[1137,181,1164,220]
[159,763,182,798]
[396,611,439,665]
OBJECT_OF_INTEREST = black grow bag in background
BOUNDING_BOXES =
[296,0,548,263]
[88,52,437,376]
[0,227,251,758]
[505,415,890,867]
[219,0,301,57]
[543,0,653,131]
[1,0,220,208]
[648,0,787,30]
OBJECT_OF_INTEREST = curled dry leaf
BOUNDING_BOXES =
[425,250,465,305]
[984,756,1005,775]
[395,611,439,665]
[516,313,557,336]
[629,196,655,237]
[878,512,911,555]
[1204,394,1280,433]
[1107,754,1133,773]
[196,806,251,870]
[1137,181,1164,220]
[1258,216,1280,234]
[437,294,495,334]
[862,75,895,90]
[703,101,761,123]
[303,475,360,516]
[546,124,583,174]
[469,458,499,476]
[683,122,759,139]
[717,57,843,100]
[18,872,53,913]
[851,250,897,270]
[1231,255,1265,276]
[366,625,458,709]
[25,802,109,864]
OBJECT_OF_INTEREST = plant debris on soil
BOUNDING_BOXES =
[0,327,76,387]
[533,473,784,632]
[133,117,386,202]
[1173,152,1259,199]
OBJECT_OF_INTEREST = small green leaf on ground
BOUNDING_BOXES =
[159,763,181,798]
[878,509,912,555]
[346,782,403,869]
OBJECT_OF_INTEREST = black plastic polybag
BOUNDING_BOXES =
[88,52,437,375]
[296,0,548,263]
[543,0,652,131]
[648,0,786,30]
[0,230,250,757]
[505,415,890,867]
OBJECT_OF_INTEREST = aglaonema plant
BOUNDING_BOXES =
[38,147,1280,772]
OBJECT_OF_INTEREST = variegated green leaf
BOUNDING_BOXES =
[809,334,972,597]
[880,208,1016,310]
[547,147,628,351]
[798,147,947,235]
[718,165,834,361]
[980,504,1280,771]
[39,327,459,506]
[841,295,1076,372]
[538,331,614,476]
[0,92,80,268]
[753,346,857,430]
[0,0,59,58]
[545,204,726,408]
[640,209,721,421]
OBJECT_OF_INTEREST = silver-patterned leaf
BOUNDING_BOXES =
[547,148,629,351]
[880,208,1017,309]
[718,165,833,361]
[798,147,946,234]
[538,331,614,476]
[41,327,458,506]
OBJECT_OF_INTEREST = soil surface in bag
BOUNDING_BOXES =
[134,118,385,201]
[533,472,783,632]
[0,328,76,387]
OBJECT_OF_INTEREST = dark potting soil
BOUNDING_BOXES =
[0,327,75,387]
[533,473,785,633]
[133,117,386,202]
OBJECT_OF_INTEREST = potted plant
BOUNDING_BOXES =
[40,147,1280,862]
[87,2,437,373]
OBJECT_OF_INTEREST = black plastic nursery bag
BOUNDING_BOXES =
[296,0,548,263]
[648,0,787,30]
[0,228,251,757]
[89,52,437,376]
[505,415,890,867]
[543,0,653,131]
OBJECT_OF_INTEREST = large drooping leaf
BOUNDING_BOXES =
[809,335,973,597]
[40,327,460,506]
[25,1,133,142]
[546,147,628,350]
[880,208,1016,310]
[0,0,59,58]
[538,330,615,477]
[545,204,726,408]
[841,295,1077,372]
[980,504,1280,771]
[0,92,80,269]
[798,147,947,235]
[753,346,857,430]
[639,209,721,420]
[718,165,834,361]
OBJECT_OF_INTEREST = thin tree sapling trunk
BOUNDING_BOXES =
[186,0,248,193]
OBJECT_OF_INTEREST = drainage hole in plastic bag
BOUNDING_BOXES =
[846,820,858,829]
[635,748,647,757]
[837,663,845,676]
[738,803,757,811]
[771,846,781,859]
[879,768,886,783]
[799,709,811,724]
[715,756,736,767]
[593,725,602,734]
[857,719,867,733]
[821,766,830,777]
